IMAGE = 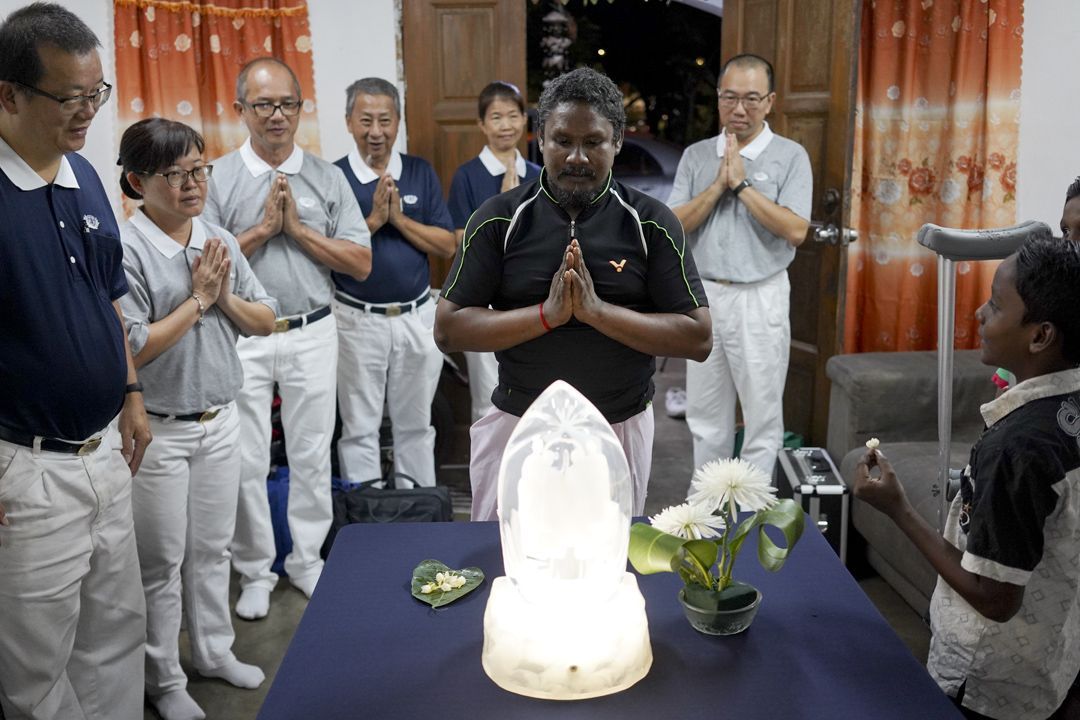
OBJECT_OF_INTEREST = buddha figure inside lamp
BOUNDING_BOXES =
[481,380,652,699]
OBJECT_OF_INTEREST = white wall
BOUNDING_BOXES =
[1016,0,1080,231]
[0,0,400,214]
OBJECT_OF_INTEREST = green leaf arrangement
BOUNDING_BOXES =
[627,458,805,612]
[410,559,485,608]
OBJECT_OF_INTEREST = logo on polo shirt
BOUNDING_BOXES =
[753,171,769,183]
[609,259,627,272]
[403,194,418,205]
[298,197,317,209]
[83,214,100,231]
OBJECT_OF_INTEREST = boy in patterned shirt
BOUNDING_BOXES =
[854,233,1080,720]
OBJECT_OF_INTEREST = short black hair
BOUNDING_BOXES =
[719,53,775,94]
[537,67,625,141]
[478,81,525,120]
[235,57,301,102]
[0,2,99,89]
[117,118,205,200]
[344,77,399,119]
[1014,231,1080,364]
[1066,176,1080,204]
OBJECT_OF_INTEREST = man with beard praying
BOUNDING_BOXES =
[434,67,712,521]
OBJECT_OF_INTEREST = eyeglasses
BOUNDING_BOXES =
[242,100,302,118]
[13,81,112,114]
[142,165,213,188]
[717,91,771,110]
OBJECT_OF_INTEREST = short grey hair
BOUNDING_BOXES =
[345,77,400,118]
[235,57,301,102]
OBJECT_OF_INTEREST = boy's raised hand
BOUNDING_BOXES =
[852,449,909,520]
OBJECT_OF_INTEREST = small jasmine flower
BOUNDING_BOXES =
[440,582,453,592]
[420,584,434,594]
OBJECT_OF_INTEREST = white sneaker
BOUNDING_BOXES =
[665,386,687,419]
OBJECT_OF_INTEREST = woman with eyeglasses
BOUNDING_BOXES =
[117,118,277,720]
[446,81,540,422]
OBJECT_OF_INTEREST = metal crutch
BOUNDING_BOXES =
[916,220,1052,532]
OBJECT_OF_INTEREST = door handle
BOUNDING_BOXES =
[811,223,858,246]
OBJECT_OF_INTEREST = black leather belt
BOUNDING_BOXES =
[0,425,103,455]
[148,408,222,423]
[274,305,331,333]
[334,292,430,317]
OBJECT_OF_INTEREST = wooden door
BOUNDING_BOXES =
[402,0,527,288]
[721,0,860,447]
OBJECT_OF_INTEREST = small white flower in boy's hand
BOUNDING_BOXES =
[866,437,881,450]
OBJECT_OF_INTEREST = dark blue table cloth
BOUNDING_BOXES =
[258,520,961,719]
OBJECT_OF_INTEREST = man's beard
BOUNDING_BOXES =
[549,169,601,211]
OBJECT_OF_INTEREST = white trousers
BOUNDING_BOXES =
[686,273,790,479]
[468,406,655,521]
[464,351,498,423]
[0,422,145,720]
[132,404,241,695]
[233,314,337,590]
[334,298,442,487]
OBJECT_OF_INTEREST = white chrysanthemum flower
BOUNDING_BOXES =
[650,502,725,540]
[688,458,777,514]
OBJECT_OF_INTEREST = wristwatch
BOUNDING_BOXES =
[124,382,144,394]
[732,178,753,197]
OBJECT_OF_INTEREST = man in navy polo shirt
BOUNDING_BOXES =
[0,4,150,718]
[435,68,712,521]
[332,77,456,489]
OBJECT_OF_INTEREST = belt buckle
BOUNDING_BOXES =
[385,305,402,317]
[274,318,290,333]
[77,437,102,456]
[198,409,220,424]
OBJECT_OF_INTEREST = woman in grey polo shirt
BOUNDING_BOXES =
[117,118,277,720]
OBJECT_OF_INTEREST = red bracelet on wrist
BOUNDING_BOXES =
[538,302,552,332]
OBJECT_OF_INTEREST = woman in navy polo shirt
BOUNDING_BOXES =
[447,81,540,422]
[117,119,277,720]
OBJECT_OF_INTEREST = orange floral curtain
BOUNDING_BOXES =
[845,0,1023,352]
[113,0,320,210]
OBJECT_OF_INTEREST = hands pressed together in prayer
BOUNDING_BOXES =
[541,239,604,330]
[713,129,748,192]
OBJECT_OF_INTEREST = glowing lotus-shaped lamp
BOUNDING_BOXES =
[480,380,652,699]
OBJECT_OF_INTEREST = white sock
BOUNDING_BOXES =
[150,689,205,720]
[235,587,270,620]
[199,659,266,689]
[290,571,320,599]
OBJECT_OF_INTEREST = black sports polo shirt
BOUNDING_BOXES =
[442,170,706,423]
[0,148,127,440]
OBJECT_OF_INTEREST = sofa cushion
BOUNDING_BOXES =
[825,350,995,463]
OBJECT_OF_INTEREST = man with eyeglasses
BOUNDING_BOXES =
[0,4,149,718]
[204,57,371,620]
[669,53,812,480]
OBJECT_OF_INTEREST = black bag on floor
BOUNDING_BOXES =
[322,474,452,557]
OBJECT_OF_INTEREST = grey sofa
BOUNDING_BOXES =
[825,350,997,618]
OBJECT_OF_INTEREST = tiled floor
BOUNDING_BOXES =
[149,357,931,719]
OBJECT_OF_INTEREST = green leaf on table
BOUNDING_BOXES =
[410,559,484,608]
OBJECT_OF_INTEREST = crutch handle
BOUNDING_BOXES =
[917,220,1052,261]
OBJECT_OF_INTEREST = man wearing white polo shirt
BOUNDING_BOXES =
[204,57,370,620]
[669,53,812,479]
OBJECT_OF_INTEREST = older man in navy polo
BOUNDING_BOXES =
[0,4,150,719]
[332,77,456,489]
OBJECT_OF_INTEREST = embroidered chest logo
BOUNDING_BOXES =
[609,259,627,272]
[403,194,419,205]
[82,214,100,231]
